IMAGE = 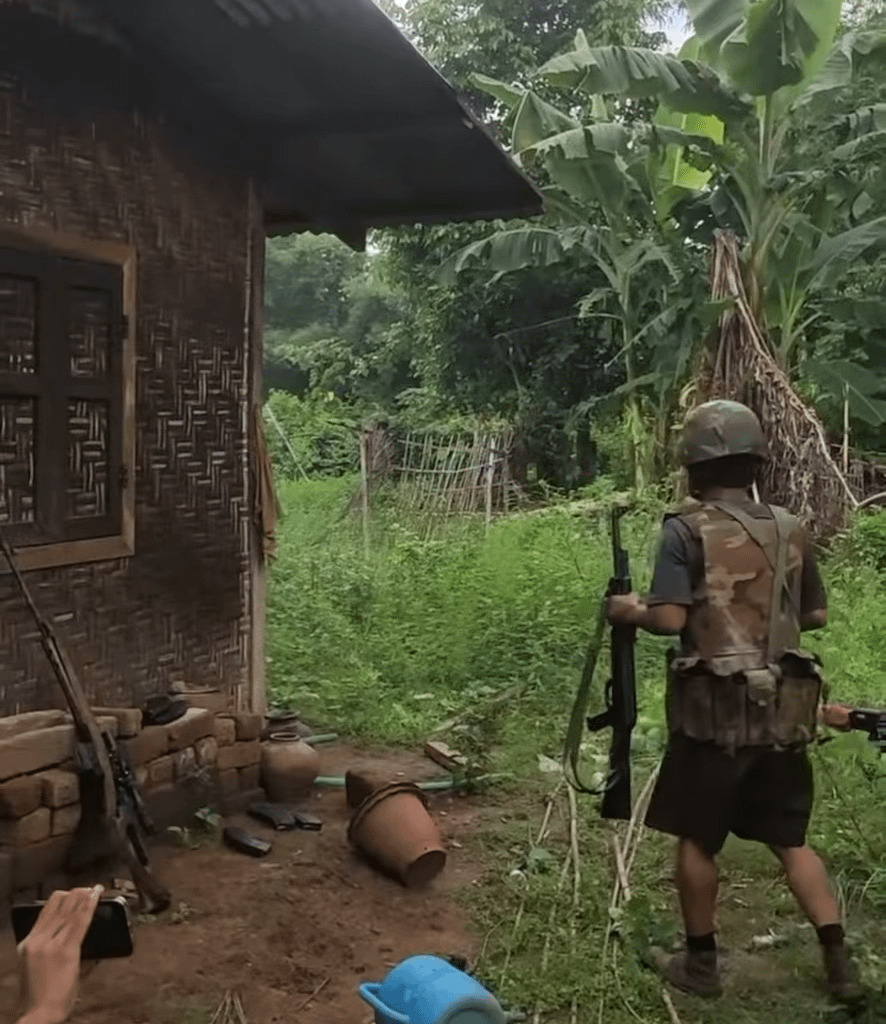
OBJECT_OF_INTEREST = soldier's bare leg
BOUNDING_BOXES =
[648,838,723,997]
[677,838,719,935]
[771,845,861,1002]
[771,845,839,925]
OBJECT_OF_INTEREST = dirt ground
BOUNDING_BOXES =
[0,745,488,1024]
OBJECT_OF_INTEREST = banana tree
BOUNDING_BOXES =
[437,54,736,487]
[439,1,886,460]
[541,4,886,367]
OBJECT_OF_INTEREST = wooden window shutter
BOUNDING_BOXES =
[0,247,124,546]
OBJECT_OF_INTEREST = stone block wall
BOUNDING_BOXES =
[0,708,265,902]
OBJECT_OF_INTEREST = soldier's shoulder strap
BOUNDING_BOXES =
[705,500,798,567]
[767,506,793,663]
[708,500,798,658]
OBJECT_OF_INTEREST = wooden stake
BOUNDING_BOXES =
[440,433,463,527]
[661,987,683,1024]
[598,763,661,1024]
[294,978,329,1015]
[843,383,850,478]
[418,433,436,534]
[265,402,308,481]
[501,430,511,513]
[532,844,574,1024]
[625,762,660,878]
[568,786,581,1024]
[500,783,562,991]
[485,436,496,535]
[359,430,370,559]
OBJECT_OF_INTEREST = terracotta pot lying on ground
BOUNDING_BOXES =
[348,782,447,888]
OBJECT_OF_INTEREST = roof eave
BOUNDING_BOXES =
[263,199,544,246]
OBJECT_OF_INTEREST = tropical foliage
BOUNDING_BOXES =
[440,0,886,480]
[265,0,886,489]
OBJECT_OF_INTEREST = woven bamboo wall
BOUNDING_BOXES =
[0,73,253,712]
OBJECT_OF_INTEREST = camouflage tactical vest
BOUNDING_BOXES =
[664,499,823,753]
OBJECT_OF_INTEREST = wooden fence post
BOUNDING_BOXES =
[842,384,850,478]
[485,437,496,535]
[359,429,371,559]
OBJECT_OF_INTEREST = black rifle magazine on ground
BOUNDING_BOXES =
[292,811,323,831]
[223,826,273,857]
[248,802,296,830]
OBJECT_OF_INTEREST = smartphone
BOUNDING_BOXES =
[12,895,134,959]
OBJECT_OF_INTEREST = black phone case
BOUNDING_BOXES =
[12,897,133,959]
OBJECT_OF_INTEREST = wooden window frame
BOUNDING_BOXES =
[0,225,135,573]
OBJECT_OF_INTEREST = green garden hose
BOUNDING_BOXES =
[314,775,457,791]
[301,733,339,746]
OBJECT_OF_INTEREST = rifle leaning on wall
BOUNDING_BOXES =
[0,534,171,914]
[563,505,637,821]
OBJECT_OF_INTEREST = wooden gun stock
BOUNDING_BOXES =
[0,534,170,913]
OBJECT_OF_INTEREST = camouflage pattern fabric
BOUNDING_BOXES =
[664,501,821,753]
[680,400,768,467]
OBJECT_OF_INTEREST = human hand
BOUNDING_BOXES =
[607,593,643,626]
[818,703,852,731]
[17,886,102,1024]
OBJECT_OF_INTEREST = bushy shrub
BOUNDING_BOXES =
[263,390,358,479]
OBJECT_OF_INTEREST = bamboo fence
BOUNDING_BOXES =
[353,424,520,539]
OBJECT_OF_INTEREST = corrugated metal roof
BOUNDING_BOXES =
[54,0,542,240]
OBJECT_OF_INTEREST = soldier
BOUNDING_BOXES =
[606,400,859,1002]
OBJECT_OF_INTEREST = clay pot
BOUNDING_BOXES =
[260,732,320,803]
[264,711,313,739]
[348,782,447,888]
[345,769,385,809]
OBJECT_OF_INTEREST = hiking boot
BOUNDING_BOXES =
[649,947,723,998]
[823,944,864,1005]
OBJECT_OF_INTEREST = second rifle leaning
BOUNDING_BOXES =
[0,534,170,913]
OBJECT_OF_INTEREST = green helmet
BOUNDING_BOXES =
[679,400,768,467]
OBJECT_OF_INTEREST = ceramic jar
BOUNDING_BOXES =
[260,732,320,803]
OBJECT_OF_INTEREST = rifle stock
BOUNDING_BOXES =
[848,708,886,752]
[0,534,170,913]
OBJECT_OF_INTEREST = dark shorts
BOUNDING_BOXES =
[645,732,813,856]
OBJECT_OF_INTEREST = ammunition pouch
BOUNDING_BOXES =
[666,648,823,755]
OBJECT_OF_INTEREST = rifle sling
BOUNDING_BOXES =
[767,507,792,664]
[563,596,608,794]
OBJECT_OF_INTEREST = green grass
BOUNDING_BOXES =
[267,477,886,1022]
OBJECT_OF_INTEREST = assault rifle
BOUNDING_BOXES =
[847,708,886,754]
[563,506,637,821]
[1,535,170,914]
